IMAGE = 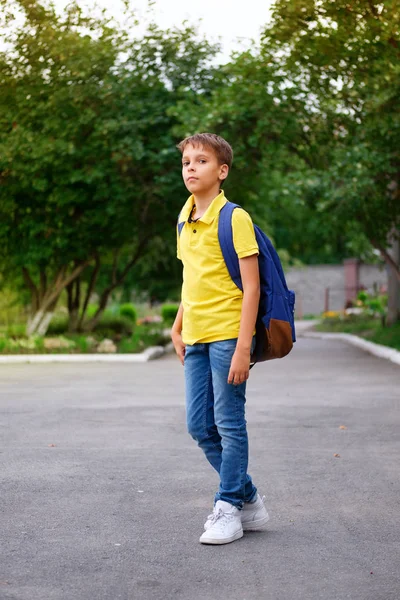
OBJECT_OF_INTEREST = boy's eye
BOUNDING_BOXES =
[182,162,189,166]
[199,159,206,163]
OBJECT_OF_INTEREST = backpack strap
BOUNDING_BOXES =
[218,202,243,291]
[177,211,185,235]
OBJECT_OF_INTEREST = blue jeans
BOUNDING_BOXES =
[184,337,257,509]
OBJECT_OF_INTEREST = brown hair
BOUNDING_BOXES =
[177,133,233,168]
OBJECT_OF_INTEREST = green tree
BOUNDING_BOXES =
[261,0,400,321]
[0,0,218,333]
[171,47,364,265]
[173,0,399,321]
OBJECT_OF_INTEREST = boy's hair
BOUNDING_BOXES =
[177,133,233,169]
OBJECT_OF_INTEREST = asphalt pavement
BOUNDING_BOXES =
[1,337,399,600]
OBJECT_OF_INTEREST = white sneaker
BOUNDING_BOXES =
[204,494,269,532]
[199,500,243,545]
[241,494,269,531]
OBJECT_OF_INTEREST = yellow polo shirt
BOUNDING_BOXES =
[177,190,259,345]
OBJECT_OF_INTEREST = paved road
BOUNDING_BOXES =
[1,338,399,600]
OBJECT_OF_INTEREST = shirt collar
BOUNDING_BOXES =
[180,190,227,225]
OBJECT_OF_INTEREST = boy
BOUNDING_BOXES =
[171,133,269,545]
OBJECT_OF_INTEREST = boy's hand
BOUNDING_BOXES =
[171,330,186,365]
[228,347,251,385]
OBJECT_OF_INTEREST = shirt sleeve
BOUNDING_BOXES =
[232,208,259,259]
[176,225,181,261]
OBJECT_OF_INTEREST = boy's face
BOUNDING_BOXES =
[181,144,228,195]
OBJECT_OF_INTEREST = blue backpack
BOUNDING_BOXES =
[178,201,296,365]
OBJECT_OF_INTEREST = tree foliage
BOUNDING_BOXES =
[1,0,399,329]
[261,0,400,316]
[172,0,399,320]
[0,0,218,332]
[260,1,399,243]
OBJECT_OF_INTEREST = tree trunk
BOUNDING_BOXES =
[372,231,400,326]
[27,310,47,336]
[27,296,60,336]
[386,230,400,326]
[24,261,91,336]
[82,239,149,333]
[36,313,54,336]
[77,254,101,331]
[67,276,81,333]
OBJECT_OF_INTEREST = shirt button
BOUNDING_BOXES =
[193,229,197,233]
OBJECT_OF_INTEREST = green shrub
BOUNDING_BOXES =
[357,290,369,304]
[119,303,137,322]
[118,324,169,353]
[0,335,45,354]
[161,303,179,324]
[47,316,68,335]
[48,309,130,336]
[93,314,134,337]
[72,336,91,352]
[47,305,102,332]
[356,290,387,317]
[5,323,27,337]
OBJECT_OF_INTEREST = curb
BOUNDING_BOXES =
[0,342,175,364]
[304,331,400,366]
[294,319,321,335]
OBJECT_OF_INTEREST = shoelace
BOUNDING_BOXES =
[207,496,266,526]
[207,508,235,527]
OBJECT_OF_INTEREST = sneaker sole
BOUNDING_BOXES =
[242,513,270,531]
[199,529,243,545]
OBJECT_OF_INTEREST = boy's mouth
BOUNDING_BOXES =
[187,177,198,183]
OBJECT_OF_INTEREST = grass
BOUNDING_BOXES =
[0,292,175,354]
[315,317,400,351]
[367,322,400,351]
[0,323,170,355]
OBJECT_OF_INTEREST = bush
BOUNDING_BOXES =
[118,324,169,353]
[47,306,109,334]
[0,335,45,354]
[161,303,179,324]
[357,290,369,304]
[93,314,134,338]
[47,316,68,335]
[5,323,27,337]
[48,311,134,337]
[119,303,137,322]
[356,290,387,318]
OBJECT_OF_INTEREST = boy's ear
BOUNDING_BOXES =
[219,164,229,181]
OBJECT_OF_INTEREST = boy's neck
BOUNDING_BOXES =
[193,186,222,217]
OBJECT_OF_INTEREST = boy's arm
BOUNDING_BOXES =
[228,254,260,385]
[171,302,186,365]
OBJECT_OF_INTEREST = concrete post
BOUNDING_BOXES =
[343,259,360,306]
